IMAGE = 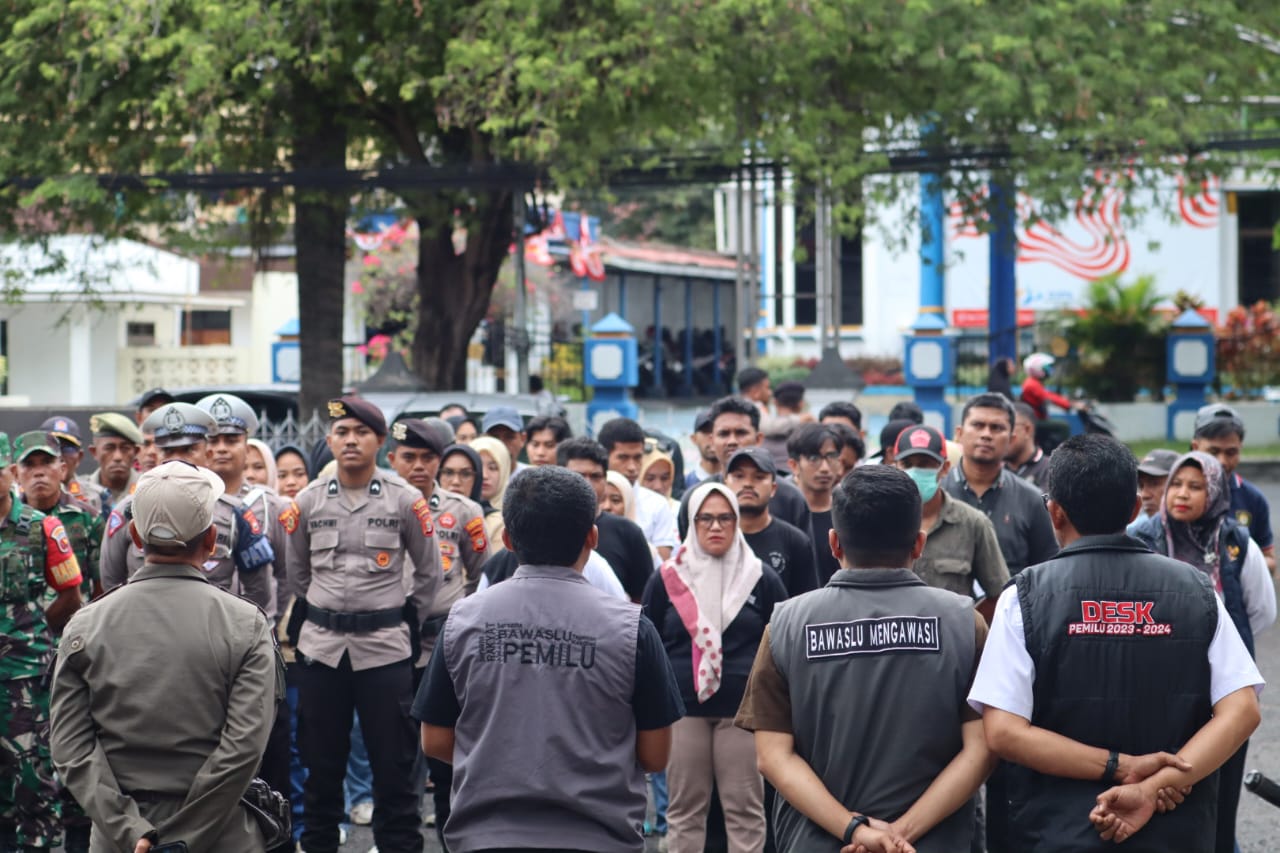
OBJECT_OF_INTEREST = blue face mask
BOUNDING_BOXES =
[905,466,940,502]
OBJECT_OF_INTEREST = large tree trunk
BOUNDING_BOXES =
[411,190,513,389]
[291,90,348,421]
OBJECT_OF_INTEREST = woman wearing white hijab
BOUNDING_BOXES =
[642,482,786,853]
[470,436,512,553]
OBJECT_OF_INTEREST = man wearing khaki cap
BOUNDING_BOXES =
[85,413,142,511]
[51,461,283,853]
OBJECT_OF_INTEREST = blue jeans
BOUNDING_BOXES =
[652,771,669,833]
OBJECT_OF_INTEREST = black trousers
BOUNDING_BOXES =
[299,654,422,853]
[1216,739,1247,853]
[260,698,292,853]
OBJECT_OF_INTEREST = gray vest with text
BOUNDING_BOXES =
[769,568,976,853]
[442,563,645,853]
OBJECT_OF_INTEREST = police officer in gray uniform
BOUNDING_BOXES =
[736,465,994,853]
[50,461,282,853]
[414,465,684,853]
[100,403,274,612]
[284,397,441,853]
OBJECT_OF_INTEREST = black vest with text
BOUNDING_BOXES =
[1009,534,1219,852]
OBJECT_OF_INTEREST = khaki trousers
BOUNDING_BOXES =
[665,715,765,853]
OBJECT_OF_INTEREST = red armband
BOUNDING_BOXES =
[43,517,82,591]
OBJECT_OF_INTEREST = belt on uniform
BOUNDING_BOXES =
[305,605,403,633]
[421,614,448,639]
[125,790,186,804]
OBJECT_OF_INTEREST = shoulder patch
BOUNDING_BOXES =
[241,507,263,536]
[107,510,125,538]
[279,502,300,535]
[464,515,487,553]
[411,497,434,537]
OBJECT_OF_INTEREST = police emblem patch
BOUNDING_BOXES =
[439,513,457,530]
[391,422,408,441]
[210,397,233,422]
[464,516,487,552]
[412,497,434,536]
[279,503,300,535]
[375,551,391,568]
[87,416,100,433]
[1236,509,1252,527]
[327,400,347,418]
[163,407,184,434]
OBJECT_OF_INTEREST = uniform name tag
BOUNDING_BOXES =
[805,616,940,659]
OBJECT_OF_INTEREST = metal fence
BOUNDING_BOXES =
[256,410,327,453]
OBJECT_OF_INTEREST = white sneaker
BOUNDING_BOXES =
[339,825,349,845]
[350,801,374,825]
[367,847,379,853]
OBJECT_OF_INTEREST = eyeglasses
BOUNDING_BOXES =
[694,513,736,529]
[803,452,841,466]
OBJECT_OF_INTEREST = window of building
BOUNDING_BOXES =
[126,322,156,347]
[180,310,232,346]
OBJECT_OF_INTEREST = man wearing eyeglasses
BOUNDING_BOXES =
[786,423,847,586]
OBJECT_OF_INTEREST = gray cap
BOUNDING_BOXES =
[726,446,777,476]
[141,403,217,448]
[132,460,224,546]
[481,406,523,434]
[1137,449,1179,477]
[1194,403,1244,436]
[196,393,259,435]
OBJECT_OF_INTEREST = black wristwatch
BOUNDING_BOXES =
[1102,750,1120,782]
[843,813,870,844]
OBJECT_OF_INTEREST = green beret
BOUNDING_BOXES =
[90,412,143,445]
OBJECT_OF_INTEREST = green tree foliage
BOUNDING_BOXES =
[0,0,1275,400]
[1056,275,1169,401]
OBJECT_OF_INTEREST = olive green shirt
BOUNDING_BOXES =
[912,492,1010,600]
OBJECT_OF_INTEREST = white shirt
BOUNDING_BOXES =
[969,585,1264,720]
[633,485,679,549]
[475,550,626,600]
[1239,538,1276,636]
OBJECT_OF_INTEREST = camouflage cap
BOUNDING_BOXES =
[0,432,12,466]
[13,430,60,463]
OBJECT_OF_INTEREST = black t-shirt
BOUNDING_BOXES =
[595,511,655,600]
[678,474,811,539]
[413,613,684,732]
[809,509,842,586]
[641,567,788,718]
[743,518,818,598]
[481,549,520,587]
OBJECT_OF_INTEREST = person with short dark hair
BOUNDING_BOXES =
[971,435,1264,852]
[1005,402,1050,489]
[438,403,468,421]
[558,437,657,601]
[677,397,811,540]
[945,394,1056,576]
[1128,449,1178,533]
[524,415,572,467]
[772,381,808,417]
[737,367,772,409]
[599,418,679,560]
[415,466,685,853]
[873,419,916,466]
[889,400,925,425]
[645,483,786,853]
[818,401,863,434]
[737,465,993,852]
[446,415,478,444]
[787,423,845,586]
[1192,404,1275,573]
[825,422,865,476]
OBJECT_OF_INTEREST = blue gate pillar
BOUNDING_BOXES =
[585,312,639,436]
[1166,308,1215,440]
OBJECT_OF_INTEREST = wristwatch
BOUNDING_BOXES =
[843,813,870,844]
[1102,750,1120,782]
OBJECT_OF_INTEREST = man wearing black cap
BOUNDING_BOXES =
[1192,404,1275,573]
[894,425,1009,611]
[134,387,175,425]
[685,409,721,490]
[726,447,818,599]
[1128,449,1178,534]
[41,416,105,517]
[283,397,441,853]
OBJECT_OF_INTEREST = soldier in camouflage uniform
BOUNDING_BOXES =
[41,418,106,519]
[0,432,84,853]
[13,431,102,853]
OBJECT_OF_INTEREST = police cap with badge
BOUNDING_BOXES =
[196,393,260,436]
[327,396,387,437]
[140,403,218,448]
[88,412,144,446]
[41,415,84,450]
[390,418,446,456]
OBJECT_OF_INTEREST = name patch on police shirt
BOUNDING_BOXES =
[805,616,940,659]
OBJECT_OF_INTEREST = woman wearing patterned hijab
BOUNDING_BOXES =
[642,482,787,853]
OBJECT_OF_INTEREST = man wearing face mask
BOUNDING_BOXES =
[896,426,1009,619]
